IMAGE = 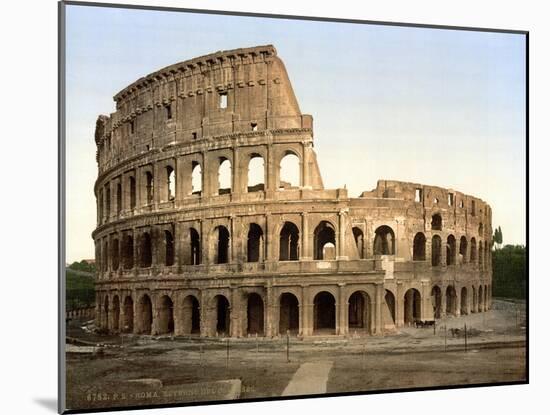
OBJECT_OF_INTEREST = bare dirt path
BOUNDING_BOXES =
[282,361,333,396]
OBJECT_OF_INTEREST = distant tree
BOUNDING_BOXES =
[492,244,526,299]
[493,226,503,250]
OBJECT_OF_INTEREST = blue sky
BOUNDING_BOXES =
[65,4,526,262]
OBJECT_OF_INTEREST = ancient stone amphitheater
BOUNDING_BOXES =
[92,45,492,338]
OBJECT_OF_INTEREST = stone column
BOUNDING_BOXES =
[199,291,209,337]
[440,286,447,318]
[266,283,274,337]
[421,281,434,321]
[374,282,383,334]
[338,284,348,336]
[302,142,312,189]
[229,216,235,263]
[301,285,312,336]
[301,212,311,260]
[230,287,241,338]
[395,282,404,327]
[337,209,348,260]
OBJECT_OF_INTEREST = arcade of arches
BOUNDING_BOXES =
[97,282,491,337]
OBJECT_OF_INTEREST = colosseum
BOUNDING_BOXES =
[92,44,493,338]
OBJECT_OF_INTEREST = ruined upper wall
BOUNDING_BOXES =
[95,45,312,170]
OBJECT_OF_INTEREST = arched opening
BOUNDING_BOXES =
[470,237,477,263]
[431,213,442,231]
[348,291,371,332]
[191,162,202,196]
[166,166,175,201]
[158,295,174,335]
[446,286,457,315]
[314,221,336,260]
[214,295,230,336]
[218,158,231,195]
[105,185,111,217]
[214,226,230,264]
[122,235,134,270]
[103,296,109,330]
[431,286,442,319]
[129,176,136,209]
[352,227,365,259]
[247,223,264,262]
[116,183,122,214]
[446,234,456,265]
[413,232,426,261]
[374,225,395,255]
[279,293,299,334]
[190,228,201,265]
[404,288,421,324]
[165,230,174,266]
[112,295,120,332]
[279,152,300,189]
[181,295,200,335]
[145,171,154,205]
[432,235,442,266]
[123,296,134,333]
[384,290,396,324]
[279,221,299,261]
[138,295,152,334]
[247,293,264,335]
[140,232,152,268]
[247,155,265,192]
[478,286,483,312]
[111,238,120,271]
[459,236,467,264]
[460,287,468,315]
[102,241,109,271]
[313,291,336,333]
[478,222,484,236]
[471,285,477,313]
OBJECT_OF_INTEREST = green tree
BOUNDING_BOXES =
[493,226,503,250]
[492,244,526,299]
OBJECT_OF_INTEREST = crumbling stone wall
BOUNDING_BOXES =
[92,45,492,337]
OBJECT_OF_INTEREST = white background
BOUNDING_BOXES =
[0,0,544,414]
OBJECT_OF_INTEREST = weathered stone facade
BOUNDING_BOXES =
[92,45,492,337]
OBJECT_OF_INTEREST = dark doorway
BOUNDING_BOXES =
[313,291,336,333]
[279,222,299,260]
[404,288,421,324]
[215,295,230,335]
[279,293,299,334]
[247,293,264,335]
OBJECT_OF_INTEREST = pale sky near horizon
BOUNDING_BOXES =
[65,4,526,263]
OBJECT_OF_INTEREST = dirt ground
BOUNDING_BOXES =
[64,299,526,411]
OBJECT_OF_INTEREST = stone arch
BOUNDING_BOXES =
[164,229,174,266]
[191,161,202,196]
[190,227,201,265]
[279,151,300,189]
[111,295,120,332]
[384,289,396,325]
[459,236,467,264]
[247,154,265,192]
[352,227,365,259]
[470,237,477,263]
[348,291,372,333]
[279,221,299,261]
[137,294,153,334]
[413,232,426,261]
[246,293,264,335]
[213,225,230,264]
[179,294,200,335]
[279,292,299,334]
[122,234,134,269]
[213,295,230,336]
[111,238,120,271]
[446,286,457,316]
[431,213,443,231]
[374,225,395,255]
[404,288,421,324]
[247,223,264,263]
[139,231,152,268]
[166,165,175,201]
[446,234,456,265]
[218,157,232,195]
[460,287,468,315]
[314,221,336,260]
[431,285,442,319]
[157,295,175,335]
[313,291,336,333]
[123,296,134,333]
[145,170,154,204]
[103,295,109,331]
[432,235,442,266]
